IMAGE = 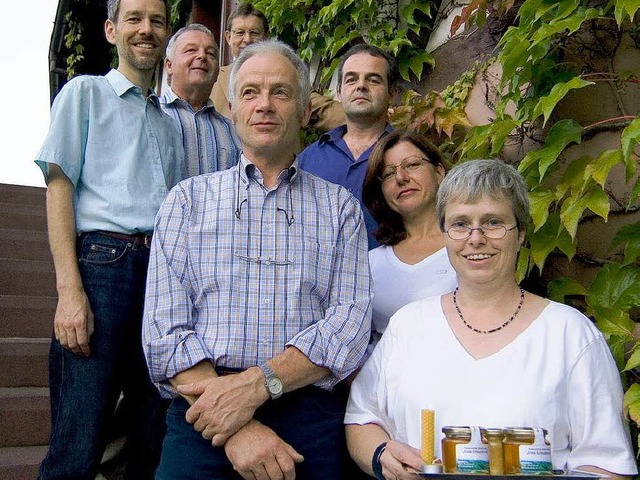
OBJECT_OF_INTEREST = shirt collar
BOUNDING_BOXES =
[319,124,348,145]
[160,86,215,111]
[239,153,298,185]
[318,123,393,145]
[106,69,159,105]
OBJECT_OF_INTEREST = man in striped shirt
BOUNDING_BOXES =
[160,24,241,176]
[144,39,372,479]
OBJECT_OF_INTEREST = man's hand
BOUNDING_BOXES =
[225,420,304,480]
[379,441,424,480]
[54,287,94,356]
[178,367,268,446]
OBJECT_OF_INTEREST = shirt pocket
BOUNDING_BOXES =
[288,239,336,316]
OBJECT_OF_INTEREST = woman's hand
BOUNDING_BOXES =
[379,440,424,479]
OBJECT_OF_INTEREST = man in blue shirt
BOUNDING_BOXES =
[35,0,183,478]
[160,24,241,175]
[298,44,398,249]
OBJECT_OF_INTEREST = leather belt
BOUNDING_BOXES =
[97,231,153,248]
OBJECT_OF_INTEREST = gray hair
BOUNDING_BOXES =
[107,0,170,23]
[436,159,530,232]
[166,24,218,61]
[228,39,311,115]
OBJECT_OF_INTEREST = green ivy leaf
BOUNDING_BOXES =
[584,149,623,189]
[498,33,530,86]
[528,211,575,271]
[624,383,640,424]
[614,0,640,26]
[519,119,583,182]
[611,222,640,266]
[532,77,593,126]
[529,188,555,231]
[518,0,547,25]
[555,155,592,199]
[623,344,640,372]
[560,186,610,239]
[547,277,586,302]
[602,330,630,371]
[587,263,640,315]
[399,50,434,80]
[629,177,640,208]
[516,246,531,283]
[531,8,600,48]
[592,313,634,342]
[621,118,640,162]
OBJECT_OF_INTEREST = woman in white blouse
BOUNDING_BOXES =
[347,159,637,479]
[363,131,457,346]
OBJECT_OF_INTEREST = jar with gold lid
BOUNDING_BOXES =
[482,428,505,474]
[503,427,552,474]
[441,426,489,474]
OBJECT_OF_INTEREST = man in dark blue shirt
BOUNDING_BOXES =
[298,44,398,249]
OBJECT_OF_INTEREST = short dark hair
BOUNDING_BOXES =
[226,3,269,34]
[363,130,445,246]
[107,0,170,23]
[337,44,398,94]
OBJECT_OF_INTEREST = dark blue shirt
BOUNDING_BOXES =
[298,124,393,249]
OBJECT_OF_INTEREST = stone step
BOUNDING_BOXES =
[0,183,46,207]
[0,295,55,339]
[0,202,47,232]
[0,338,50,388]
[0,228,51,262]
[0,258,56,297]
[0,445,48,480]
[0,387,50,448]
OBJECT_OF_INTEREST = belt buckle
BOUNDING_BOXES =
[144,234,151,248]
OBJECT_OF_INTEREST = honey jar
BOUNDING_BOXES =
[441,426,489,474]
[503,427,552,474]
[482,428,505,474]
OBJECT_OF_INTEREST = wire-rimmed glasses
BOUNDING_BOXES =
[445,224,518,240]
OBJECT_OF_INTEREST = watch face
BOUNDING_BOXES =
[267,377,283,396]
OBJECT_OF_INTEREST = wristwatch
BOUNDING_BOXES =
[258,362,283,400]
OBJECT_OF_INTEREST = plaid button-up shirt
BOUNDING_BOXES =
[143,155,372,397]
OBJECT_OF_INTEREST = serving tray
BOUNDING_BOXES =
[418,471,604,479]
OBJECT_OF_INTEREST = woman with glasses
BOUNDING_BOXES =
[346,159,636,479]
[362,131,457,347]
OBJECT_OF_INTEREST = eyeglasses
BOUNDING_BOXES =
[232,163,295,266]
[378,157,431,183]
[445,223,518,240]
[233,252,293,266]
[230,29,264,40]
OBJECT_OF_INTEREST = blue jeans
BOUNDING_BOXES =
[39,232,167,480]
[156,385,348,479]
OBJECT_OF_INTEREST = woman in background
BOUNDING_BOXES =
[363,131,457,345]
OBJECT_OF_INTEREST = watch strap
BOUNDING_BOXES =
[258,361,283,399]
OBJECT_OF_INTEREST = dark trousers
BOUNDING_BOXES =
[39,232,167,480]
[156,386,349,479]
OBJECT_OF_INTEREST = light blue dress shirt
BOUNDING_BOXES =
[159,87,240,176]
[35,69,186,233]
[143,155,373,398]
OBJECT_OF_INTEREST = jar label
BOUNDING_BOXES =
[518,428,552,474]
[456,426,489,473]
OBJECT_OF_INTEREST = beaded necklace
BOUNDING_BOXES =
[453,287,525,334]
